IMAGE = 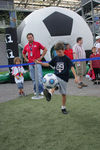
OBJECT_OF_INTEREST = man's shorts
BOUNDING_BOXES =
[57,77,67,95]
[75,61,86,76]
[17,82,23,89]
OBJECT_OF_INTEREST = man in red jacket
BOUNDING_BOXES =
[23,33,47,95]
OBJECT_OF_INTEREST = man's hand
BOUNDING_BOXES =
[23,54,29,62]
[25,59,29,62]
[37,56,43,61]
[35,59,42,64]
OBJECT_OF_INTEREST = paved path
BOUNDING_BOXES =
[0,78,100,103]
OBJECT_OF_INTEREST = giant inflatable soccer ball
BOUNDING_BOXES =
[17,7,93,61]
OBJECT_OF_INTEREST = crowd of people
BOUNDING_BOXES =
[63,36,100,87]
[12,33,100,114]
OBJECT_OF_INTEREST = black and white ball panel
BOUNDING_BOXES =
[43,11,73,36]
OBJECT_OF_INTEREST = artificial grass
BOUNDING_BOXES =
[0,95,100,150]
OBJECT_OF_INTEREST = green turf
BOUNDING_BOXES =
[0,71,8,74]
[0,95,100,150]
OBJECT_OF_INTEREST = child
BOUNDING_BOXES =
[35,42,78,114]
[98,48,100,55]
[12,57,26,96]
[90,47,100,84]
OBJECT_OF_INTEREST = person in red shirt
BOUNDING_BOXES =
[64,43,73,60]
[90,47,100,84]
[23,33,47,95]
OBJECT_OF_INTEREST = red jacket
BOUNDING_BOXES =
[64,49,73,60]
[90,53,100,68]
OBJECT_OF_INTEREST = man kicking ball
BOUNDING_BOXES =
[35,42,78,114]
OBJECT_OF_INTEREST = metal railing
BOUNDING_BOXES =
[0,1,14,10]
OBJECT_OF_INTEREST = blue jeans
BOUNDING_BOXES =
[29,64,43,93]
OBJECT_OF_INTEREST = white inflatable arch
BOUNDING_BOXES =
[17,7,93,61]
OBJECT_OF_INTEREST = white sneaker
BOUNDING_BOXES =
[34,92,36,96]
[40,92,44,96]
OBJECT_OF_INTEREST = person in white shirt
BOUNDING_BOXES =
[73,37,87,88]
[94,36,100,53]
[12,57,26,96]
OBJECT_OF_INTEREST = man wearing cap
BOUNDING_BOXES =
[94,36,100,53]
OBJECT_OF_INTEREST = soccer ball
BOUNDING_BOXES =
[17,7,93,61]
[43,73,58,89]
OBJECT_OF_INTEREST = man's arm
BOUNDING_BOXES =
[73,52,81,65]
[35,60,50,67]
[73,46,80,65]
[23,54,29,62]
[73,46,78,59]
[73,52,78,59]
[37,47,47,61]
[71,66,78,83]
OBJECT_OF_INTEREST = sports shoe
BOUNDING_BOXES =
[22,92,26,96]
[19,93,22,97]
[98,81,100,85]
[93,81,97,85]
[55,85,59,90]
[40,92,44,96]
[43,89,51,101]
[81,82,88,87]
[78,83,83,89]
[61,108,68,114]
[34,92,36,96]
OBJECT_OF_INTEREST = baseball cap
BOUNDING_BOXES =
[96,36,100,40]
